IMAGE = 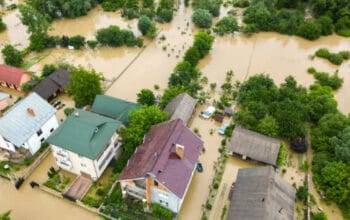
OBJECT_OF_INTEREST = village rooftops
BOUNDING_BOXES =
[229,126,281,166]
[33,68,70,100]
[0,64,29,87]
[47,109,122,160]
[164,93,197,125]
[119,119,203,199]
[91,95,140,125]
[227,166,296,220]
[0,92,56,147]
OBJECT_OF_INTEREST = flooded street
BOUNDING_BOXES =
[0,2,349,220]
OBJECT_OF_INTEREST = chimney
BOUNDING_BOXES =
[175,144,185,159]
[27,108,35,117]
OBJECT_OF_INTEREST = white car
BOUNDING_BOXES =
[201,106,215,119]
[218,123,230,135]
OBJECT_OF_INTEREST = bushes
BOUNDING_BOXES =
[192,9,213,28]
[0,17,6,33]
[213,16,239,35]
[136,89,156,106]
[276,143,287,166]
[308,68,343,90]
[233,0,249,8]
[156,0,174,22]
[315,48,350,65]
[101,0,125,12]
[87,40,98,49]
[312,212,328,220]
[138,16,157,38]
[160,86,186,108]
[96,25,143,47]
[296,185,309,203]
[68,35,86,49]
[297,20,321,40]
[152,204,174,220]
[1,45,24,67]
[192,0,222,17]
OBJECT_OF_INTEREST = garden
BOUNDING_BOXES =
[43,167,73,192]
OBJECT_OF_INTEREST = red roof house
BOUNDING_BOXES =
[0,64,30,90]
[119,119,203,213]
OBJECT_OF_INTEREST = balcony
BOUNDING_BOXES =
[124,185,146,200]
[58,159,72,170]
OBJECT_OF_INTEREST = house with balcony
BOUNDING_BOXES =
[47,109,123,181]
[0,64,30,91]
[119,119,203,213]
[0,92,58,155]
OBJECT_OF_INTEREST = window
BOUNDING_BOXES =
[154,180,158,186]
[40,138,45,143]
[50,128,54,133]
[37,129,43,136]
[81,163,86,168]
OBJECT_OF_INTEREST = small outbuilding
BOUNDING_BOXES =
[33,68,70,100]
[229,126,280,166]
[227,166,296,220]
[164,93,197,125]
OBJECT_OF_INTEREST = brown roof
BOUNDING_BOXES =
[119,119,203,198]
[0,64,27,86]
[229,126,280,166]
[33,68,70,100]
[227,166,296,220]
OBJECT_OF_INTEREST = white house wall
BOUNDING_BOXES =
[0,135,16,152]
[151,187,182,213]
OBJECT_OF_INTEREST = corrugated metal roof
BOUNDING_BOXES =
[0,92,9,101]
[0,92,56,146]
[0,64,27,86]
[227,166,296,220]
[229,126,280,166]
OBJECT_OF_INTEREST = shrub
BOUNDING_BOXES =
[69,35,85,49]
[184,46,201,66]
[315,48,350,65]
[193,31,214,58]
[160,86,186,108]
[138,15,157,38]
[156,0,174,22]
[1,45,24,67]
[296,185,308,203]
[101,0,125,12]
[192,9,213,28]
[312,212,328,220]
[0,17,6,33]
[42,64,58,78]
[213,16,239,35]
[297,20,321,40]
[137,89,156,106]
[276,143,287,167]
[152,204,174,220]
[96,25,143,47]
[87,40,98,49]
[312,70,343,90]
[64,107,75,116]
[233,0,249,7]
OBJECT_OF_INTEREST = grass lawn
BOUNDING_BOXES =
[43,169,73,192]
[81,166,118,208]
[0,160,22,177]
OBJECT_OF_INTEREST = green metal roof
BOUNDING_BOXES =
[91,95,140,125]
[47,109,122,160]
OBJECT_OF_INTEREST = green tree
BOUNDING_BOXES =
[1,45,24,67]
[257,115,279,137]
[184,46,201,66]
[96,25,143,47]
[193,31,214,58]
[0,211,11,220]
[160,86,186,108]
[41,64,58,78]
[312,212,328,220]
[137,89,156,106]
[67,67,103,107]
[331,127,350,163]
[69,35,86,49]
[0,17,6,33]
[138,16,157,38]
[213,16,239,35]
[296,185,309,203]
[192,9,213,28]
[297,20,321,40]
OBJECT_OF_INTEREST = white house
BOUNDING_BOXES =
[0,92,58,155]
[47,109,123,181]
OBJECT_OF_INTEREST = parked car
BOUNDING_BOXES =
[218,123,230,135]
[201,106,215,119]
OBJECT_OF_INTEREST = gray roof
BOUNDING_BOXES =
[164,93,197,125]
[229,126,280,166]
[0,92,9,101]
[227,166,296,220]
[0,92,56,147]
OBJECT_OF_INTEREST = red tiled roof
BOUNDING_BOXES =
[0,64,27,86]
[119,119,203,199]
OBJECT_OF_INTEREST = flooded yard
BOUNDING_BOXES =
[0,2,349,220]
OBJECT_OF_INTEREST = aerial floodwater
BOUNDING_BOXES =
[0,2,349,220]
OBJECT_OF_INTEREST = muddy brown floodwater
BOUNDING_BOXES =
[0,2,349,220]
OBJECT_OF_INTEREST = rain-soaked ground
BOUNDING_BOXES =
[0,2,349,220]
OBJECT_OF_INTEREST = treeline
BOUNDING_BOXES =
[314,48,350,65]
[241,0,350,40]
[234,74,349,218]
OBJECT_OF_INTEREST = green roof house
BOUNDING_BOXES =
[91,95,140,125]
[47,109,123,181]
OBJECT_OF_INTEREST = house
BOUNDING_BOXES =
[91,95,140,125]
[33,68,70,100]
[0,92,10,111]
[0,64,30,91]
[229,126,281,166]
[47,109,123,181]
[227,166,296,220]
[0,92,58,154]
[119,119,203,213]
[164,93,197,125]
